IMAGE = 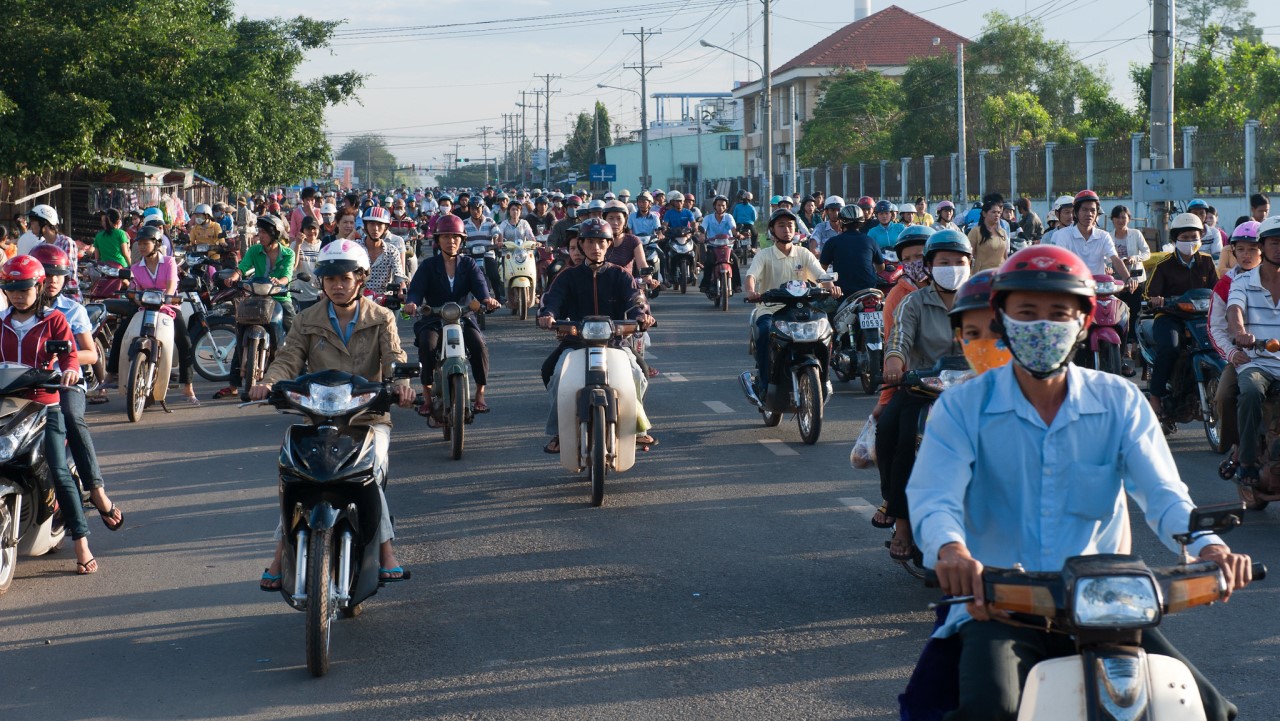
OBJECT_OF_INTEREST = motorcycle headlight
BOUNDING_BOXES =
[581,320,614,341]
[773,317,831,341]
[1072,575,1161,629]
[938,369,976,389]
[514,251,528,264]
[0,413,37,462]
[251,281,275,296]
[287,383,378,416]
[141,290,166,306]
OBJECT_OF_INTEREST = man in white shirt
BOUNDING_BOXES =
[1049,190,1137,291]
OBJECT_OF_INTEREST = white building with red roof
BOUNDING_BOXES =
[731,4,969,192]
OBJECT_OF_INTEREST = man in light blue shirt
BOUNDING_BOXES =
[907,244,1252,721]
[866,199,904,251]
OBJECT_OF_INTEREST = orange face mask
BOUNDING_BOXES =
[961,337,1013,375]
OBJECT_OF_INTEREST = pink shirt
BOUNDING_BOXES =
[130,256,179,317]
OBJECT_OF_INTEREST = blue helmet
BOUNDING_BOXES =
[874,200,894,215]
[924,229,973,263]
[1187,198,1209,211]
[894,224,935,256]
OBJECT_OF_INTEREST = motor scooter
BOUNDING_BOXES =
[547,317,641,507]
[876,254,904,294]
[215,276,288,401]
[913,503,1265,721]
[740,280,834,445]
[705,235,736,311]
[244,364,421,677]
[831,288,886,394]
[667,228,697,294]
[1135,288,1225,444]
[502,237,539,321]
[416,301,495,460]
[0,356,74,595]
[637,235,663,298]
[118,283,180,422]
[1084,274,1131,376]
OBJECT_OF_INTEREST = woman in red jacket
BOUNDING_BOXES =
[0,255,96,573]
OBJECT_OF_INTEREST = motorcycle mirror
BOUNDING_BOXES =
[1179,502,1245,542]
[391,362,422,379]
[385,282,400,292]
[44,340,71,355]
[116,268,132,280]
[296,272,313,283]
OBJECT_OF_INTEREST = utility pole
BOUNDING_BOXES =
[956,43,968,204]
[533,93,542,186]
[479,125,493,187]
[518,91,529,186]
[788,84,797,195]
[625,28,662,190]
[1150,0,1175,245]
[535,74,560,189]
[762,1,773,210]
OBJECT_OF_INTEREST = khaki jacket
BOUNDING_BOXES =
[263,296,408,424]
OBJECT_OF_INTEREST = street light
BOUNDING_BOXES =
[597,82,640,97]
[700,35,771,211]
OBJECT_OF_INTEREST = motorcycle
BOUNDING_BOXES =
[1083,274,1131,376]
[919,503,1265,721]
[1217,338,1280,510]
[705,235,736,311]
[548,317,641,507]
[466,237,498,330]
[666,228,697,294]
[218,276,288,401]
[876,254,904,294]
[0,356,73,594]
[502,237,539,321]
[244,364,421,677]
[831,288,886,394]
[739,280,834,445]
[735,223,756,260]
[638,235,663,298]
[417,301,495,460]
[1136,288,1225,445]
[176,269,238,383]
[118,283,180,422]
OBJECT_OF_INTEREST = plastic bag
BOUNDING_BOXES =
[851,415,877,469]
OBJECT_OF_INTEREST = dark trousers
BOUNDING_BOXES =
[876,390,930,519]
[1148,314,1183,401]
[753,314,774,390]
[1216,363,1240,451]
[483,256,505,302]
[1236,365,1279,468]
[414,320,488,387]
[60,387,102,490]
[228,301,296,386]
[698,249,742,291]
[108,309,196,384]
[948,621,1236,721]
[44,408,89,540]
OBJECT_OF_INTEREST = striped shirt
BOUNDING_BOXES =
[1227,267,1280,374]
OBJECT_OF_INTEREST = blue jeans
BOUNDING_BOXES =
[60,386,102,490]
[1148,314,1183,402]
[754,313,774,390]
[45,406,89,540]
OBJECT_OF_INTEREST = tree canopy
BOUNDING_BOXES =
[560,102,612,177]
[335,135,400,190]
[1178,0,1261,42]
[0,0,363,189]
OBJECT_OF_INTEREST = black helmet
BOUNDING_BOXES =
[576,218,613,241]
[923,229,973,264]
[948,269,997,329]
[767,208,800,228]
[256,214,287,240]
[837,205,863,225]
[894,224,936,256]
[136,225,164,244]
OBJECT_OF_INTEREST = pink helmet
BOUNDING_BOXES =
[1230,220,1262,243]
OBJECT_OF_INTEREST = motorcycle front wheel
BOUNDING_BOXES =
[240,336,262,401]
[126,351,152,423]
[1096,341,1122,376]
[589,404,606,507]
[678,261,688,294]
[193,317,237,382]
[797,366,823,445]
[517,287,529,321]
[449,374,466,460]
[1202,375,1226,454]
[0,503,15,594]
[719,270,730,311]
[305,528,334,677]
[861,348,883,395]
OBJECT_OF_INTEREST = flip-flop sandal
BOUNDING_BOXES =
[871,504,896,529]
[425,415,442,428]
[886,536,917,562]
[472,402,490,413]
[378,567,411,583]
[87,394,110,405]
[416,403,432,418]
[260,569,282,592]
[96,503,124,531]
[543,437,560,454]
[647,367,660,377]
[77,557,98,575]
[635,434,659,449]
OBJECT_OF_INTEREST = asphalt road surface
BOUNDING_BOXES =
[3,289,1278,721]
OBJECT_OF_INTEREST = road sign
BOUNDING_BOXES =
[589,164,617,182]
[533,149,548,171]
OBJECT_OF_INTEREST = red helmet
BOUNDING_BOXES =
[1,255,47,290]
[565,195,582,207]
[1072,189,1100,209]
[433,214,466,236]
[29,244,71,277]
[991,245,1096,319]
[857,196,875,210]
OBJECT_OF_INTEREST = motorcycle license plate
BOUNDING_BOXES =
[859,312,883,329]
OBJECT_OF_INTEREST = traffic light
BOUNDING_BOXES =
[459,158,469,164]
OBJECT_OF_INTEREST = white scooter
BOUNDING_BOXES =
[119,285,178,422]
[922,503,1265,721]
[502,237,539,321]
[548,317,640,507]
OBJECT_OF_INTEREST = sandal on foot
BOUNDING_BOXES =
[416,402,433,418]
[260,569,282,592]
[647,367,660,378]
[95,503,124,531]
[472,401,490,413]
[212,386,238,400]
[77,557,98,575]
[636,434,659,449]
[888,535,916,563]
[87,394,110,405]
[543,437,560,454]
[379,567,410,582]
[870,503,896,529]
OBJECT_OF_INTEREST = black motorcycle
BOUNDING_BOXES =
[1135,288,1225,441]
[666,227,697,294]
[740,280,834,445]
[831,288,886,394]
[247,364,420,677]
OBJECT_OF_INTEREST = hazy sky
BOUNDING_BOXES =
[238,0,1280,171]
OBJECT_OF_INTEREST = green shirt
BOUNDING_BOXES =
[93,228,130,267]
[238,243,296,300]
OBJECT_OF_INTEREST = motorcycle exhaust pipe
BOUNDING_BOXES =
[739,371,763,408]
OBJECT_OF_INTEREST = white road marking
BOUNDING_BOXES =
[839,497,880,522]
[703,400,735,413]
[644,352,658,360]
[665,372,688,382]
[758,439,800,456]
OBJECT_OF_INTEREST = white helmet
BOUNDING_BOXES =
[320,202,337,216]
[193,203,213,217]
[604,192,617,200]
[668,191,684,203]
[1258,215,1280,241]
[586,199,607,212]
[1169,212,1205,239]
[824,195,845,209]
[1053,195,1075,211]
[315,239,371,277]
[28,204,60,227]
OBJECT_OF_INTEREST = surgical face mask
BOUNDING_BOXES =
[1000,312,1084,377]
[961,337,1013,375]
[1176,240,1200,257]
[929,264,970,292]
[902,259,928,283]
[194,217,207,225]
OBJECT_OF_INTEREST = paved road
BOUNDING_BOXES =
[3,290,1278,721]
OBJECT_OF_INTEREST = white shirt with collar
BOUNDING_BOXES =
[1050,224,1117,275]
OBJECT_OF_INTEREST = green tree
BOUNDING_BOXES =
[437,164,493,189]
[797,70,902,167]
[336,135,399,190]
[0,0,362,188]
[1178,0,1261,42]
[980,91,1052,149]
[561,102,612,175]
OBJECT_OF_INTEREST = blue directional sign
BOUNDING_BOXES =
[589,164,617,182]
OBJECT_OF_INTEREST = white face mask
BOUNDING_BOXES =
[194,217,207,225]
[930,264,970,292]
[1176,240,1200,257]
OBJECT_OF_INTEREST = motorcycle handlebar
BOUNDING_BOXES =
[924,562,1267,589]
